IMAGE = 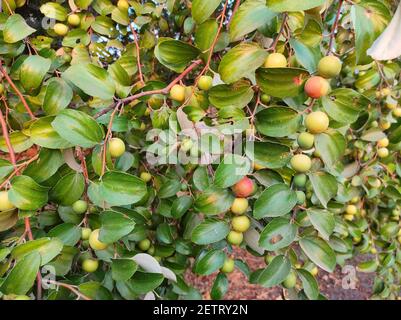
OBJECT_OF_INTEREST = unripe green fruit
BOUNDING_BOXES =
[0,191,15,211]
[310,266,319,276]
[81,227,92,240]
[351,175,363,187]
[14,295,31,300]
[180,183,188,191]
[138,239,151,251]
[393,107,401,117]
[67,14,81,26]
[220,258,235,273]
[346,204,357,215]
[264,53,287,68]
[170,84,186,102]
[231,215,251,233]
[377,138,389,148]
[54,23,69,36]
[198,76,213,91]
[180,138,193,152]
[294,174,307,188]
[72,200,88,214]
[296,191,306,205]
[82,259,99,273]
[282,271,297,289]
[117,0,129,10]
[377,147,389,158]
[317,56,342,78]
[305,111,330,134]
[380,120,391,130]
[290,154,312,173]
[140,172,152,182]
[261,94,271,104]
[297,132,315,150]
[264,255,275,264]
[108,138,125,158]
[0,83,4,95]
[231,198,249,215]
[89,229,108,251]
[227,230,243,246]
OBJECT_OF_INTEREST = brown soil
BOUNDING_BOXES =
[185,248,374,300]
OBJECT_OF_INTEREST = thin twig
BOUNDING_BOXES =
[327,0,344,55]
[269,13,288,51]
[129,23,145,85]
[47,280,92,300]
[0,61,36,120]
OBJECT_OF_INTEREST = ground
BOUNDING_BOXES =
[186,248,374,300]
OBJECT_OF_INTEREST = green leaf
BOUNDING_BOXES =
[52,109,104,148]
[315,130,346,168]
[219,43,267,84]
[125,272,164,295]
[210,273,229,300]
[195,19,218,59]
[112,259,138,281]
[24,149,64,183]
[266,0,325,12]
[30,116,73,149]
[11,237,63,265]
[156,223,174,244]
[229,0,276,42]
[245,141,291,169]
[0,209,18,232]
[48,223,81,246]
[297,269,319,300]
[299,237,336,272]
[154,38,201,73]
[192,0,222,24]
[0,131,33,153]
[40,2,68,21]
[255,106,301,137]
[43,78,73,115]
[47,246,78,276]
[253,255,290,288]
[306,208,335,241]
[351,2,390,64]
[95,171,147,206]
[158,179,181,199]
[49,172,85,206]
[191,218,230,245]
[214,154,251,188]
[62,63,116,100]
[3,14,36,43]
[357,260,378,273]
[256,67,309,98]
[208,82,254,109]
[289,39,320,73]
[254,183,297,218]
[194,249,225,275]
[308,172,338,208]
[99,210,136,243]
[171,196,193,219]
[20,55,51,92]
[9,175,49,210]
[321,89,370,124]
[192,166,211,191]
[194,187,234,215]
[1,252,41,295]
[259,218,297,251]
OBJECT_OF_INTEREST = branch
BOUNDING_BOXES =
[94,59,203,119]
[0,61,36,120]
[269,13,288,51]
[0,107,18,172]
[47,280,92,300]
[129,23,145,85]
[227,0,241,29]
[327,0,344,55]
